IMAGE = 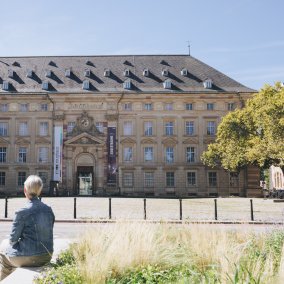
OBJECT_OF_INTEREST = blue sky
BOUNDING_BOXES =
[0,0,283,90]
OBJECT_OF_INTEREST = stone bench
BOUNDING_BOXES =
[0,239,72,284]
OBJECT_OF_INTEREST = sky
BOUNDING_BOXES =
[0,0,283,90]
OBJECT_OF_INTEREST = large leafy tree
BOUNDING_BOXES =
[202,83,284,172]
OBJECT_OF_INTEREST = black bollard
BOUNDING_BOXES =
[5,197,8,218]
[250,199,254,221]
[179,199,182,220]
[214,199,218,220]
[74,198,77,219]
[144,198,147,220]
[109,198,112,219]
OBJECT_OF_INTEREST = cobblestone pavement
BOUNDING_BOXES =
[1,197,284,222]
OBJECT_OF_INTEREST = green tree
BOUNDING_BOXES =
[202,83,284,172]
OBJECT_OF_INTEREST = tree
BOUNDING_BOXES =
[202,83,284,172]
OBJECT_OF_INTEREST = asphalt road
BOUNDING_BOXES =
[1,221,283,242]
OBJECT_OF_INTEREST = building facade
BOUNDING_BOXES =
[0,55,261,197]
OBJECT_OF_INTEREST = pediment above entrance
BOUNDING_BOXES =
[120,137,136,144]
[65,132,105,146]
[161,137,178,145]
[35,137,51,144]
[140,138,157,144]
[0,137,10,145]
[203,137,216,144]
[15,137,30,145]
[183,137,199,144]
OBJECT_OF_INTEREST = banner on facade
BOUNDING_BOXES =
[53,126,63,181]
[107,127,117,184]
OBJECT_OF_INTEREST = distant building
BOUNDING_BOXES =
[269,166,284,189]
[0,55,261,197]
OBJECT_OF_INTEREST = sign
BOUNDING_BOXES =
[107,127,117,184]
[53,126,63,181]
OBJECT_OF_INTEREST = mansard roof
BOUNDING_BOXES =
[0,55,255,94]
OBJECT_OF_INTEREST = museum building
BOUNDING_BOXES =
[0,55,261,197]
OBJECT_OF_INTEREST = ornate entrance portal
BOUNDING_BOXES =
[77,166,93,195]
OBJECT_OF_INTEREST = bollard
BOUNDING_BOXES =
[214,199,218,220]
[39,197,42,201]
[5,197,8,218]
[109,198,112,219]
[74,198,77,219]
[179,199,182,220]
[250,199,254,221]
[144,198,147,220]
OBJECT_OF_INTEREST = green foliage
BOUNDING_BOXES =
[202,83,284,172]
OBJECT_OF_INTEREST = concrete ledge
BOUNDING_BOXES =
[0,239,72,284]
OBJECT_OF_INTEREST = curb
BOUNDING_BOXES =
[1,218,283,225]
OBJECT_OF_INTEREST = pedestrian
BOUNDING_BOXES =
[0,175,55,281]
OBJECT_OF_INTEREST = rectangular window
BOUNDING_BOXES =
[144,103,153,111]
[38,147,48,163]
[144,147,153,161]
[40,103,48,111]
[208,172,217,187]
[0,122,8,136]
[207,103,214,110]
[165,121,174,136]
[144,172,154,187]
[0,172,5,186]
[228,103,235,111]
[123,121,133,136]
[165,147,174,163]
[39,122,48,136]
[144,121,153,136]
[185,103,193,110]
[186,147,195,163]
[0,104,8,112]
[20,104,29,112]
[166,172,175,187]
[38,172,48,188]
[18,172,26,186]
[165,103,173,111]
[123,172,133,187]
[185,121,194,135]
[18,147,27,163]
[19,122,28,136]
[123,147,133,162]
[187,172,196,186]
[123,103,132,111]
[96,122,104,133]
[207,121,216,136]
[0,147,7,163]
[67,122,76,134]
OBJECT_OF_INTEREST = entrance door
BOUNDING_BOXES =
[77,166,93,195]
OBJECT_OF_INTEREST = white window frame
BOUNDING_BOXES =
[96,122,104,133]
[144,103,153,111]
[18,172,26,186]
[20,104,29,112]
[164,103,173,111]
[166,172,175,187]
[207,103,214,111]
[123,172,133,187]
[0,104,8,112]
[123,102,132,111]
[0,147,7,163]
[18,147,27,163]
[165,146,174,163]
[208,172,217,187]
[187,171,197,187]
[144,172,154,188]
[165,121,174,136]
[67,122,76,134]
[144,121,153,136]
[39,122,49,136]
[123,147,133,162]
[0,122,8,136]
[19,122,29,136]
[0,171,5,186]
[38,147,48,163]
[185,121,194,135]
[144,147,153,162]
[186,147,195,163]
[185,103,193,110]
[123,121,133,136]
[207,121,216,136]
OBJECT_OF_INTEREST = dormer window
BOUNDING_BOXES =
[8,69,14,78]
[143,68,149,77]
[82,80,90,90]
[42,81,49,91]
[203,79,213,89]
[45,70,52,78]
[181,68,188,76]
[123,79,131,90]
[104,69,111,77]
[162,69,168,76]
[2,81,9,91]
[84,69,91,77]
[163,79,172,89]
[65,69,71,78]
[124,69,130,77]
[26,69,33,78]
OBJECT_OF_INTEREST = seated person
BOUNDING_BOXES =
[0,175,55,281]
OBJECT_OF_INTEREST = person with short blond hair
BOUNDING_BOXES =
[0,175,55,281]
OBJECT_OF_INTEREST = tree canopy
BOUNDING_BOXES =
[202,83,284,172]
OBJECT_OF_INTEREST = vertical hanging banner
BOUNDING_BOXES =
[107,127,117,184]
[53,126,63,181]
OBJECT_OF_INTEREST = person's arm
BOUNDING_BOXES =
[9,212,25,245]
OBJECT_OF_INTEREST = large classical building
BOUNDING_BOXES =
[0,55,261,197]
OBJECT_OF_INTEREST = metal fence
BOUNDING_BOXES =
[1,197,284,223]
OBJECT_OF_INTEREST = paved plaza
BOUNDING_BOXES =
[1,197,284,223]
